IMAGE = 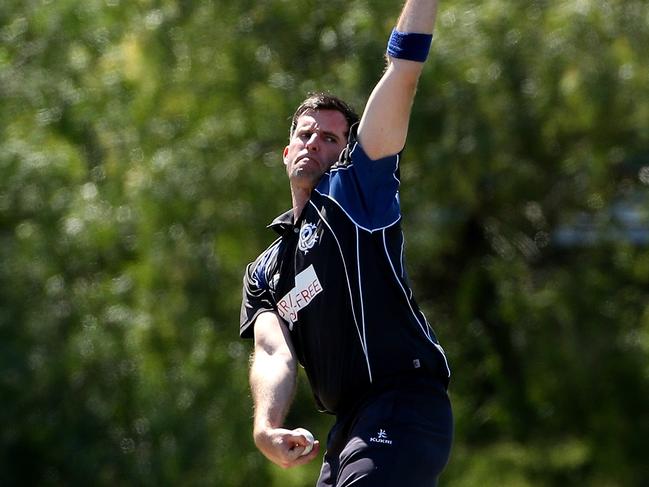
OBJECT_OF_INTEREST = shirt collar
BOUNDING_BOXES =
[267,209,295,235]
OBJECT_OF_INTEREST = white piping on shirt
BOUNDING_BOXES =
[355,225,370,381]
[316,145,402,234]
[309,200,373,383]
[340,473,371,486]
[313,188,401,234]
[398,230,413,300]
[382,229,451,378]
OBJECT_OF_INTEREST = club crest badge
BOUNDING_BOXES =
[298,223,318,253]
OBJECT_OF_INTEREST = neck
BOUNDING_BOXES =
[290,185,311,221]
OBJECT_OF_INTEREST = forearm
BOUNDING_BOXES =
[358,0,439,159]
[248,313,318,467]
[250,345,297,438]
[396,0,439,34]
[390,0,438,75]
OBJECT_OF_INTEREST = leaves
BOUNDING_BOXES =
[1,1,649,485]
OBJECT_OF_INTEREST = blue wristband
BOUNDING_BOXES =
[386,29,433,63]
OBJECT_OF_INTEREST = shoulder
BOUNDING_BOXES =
[331,124,401,173]
[247,237,283,291]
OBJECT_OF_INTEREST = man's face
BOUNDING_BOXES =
[283,109,349,190]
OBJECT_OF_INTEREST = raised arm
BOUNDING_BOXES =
[357,0,439,160]
[250,311,320,468]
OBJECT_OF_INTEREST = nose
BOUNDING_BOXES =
[306,133,320,152]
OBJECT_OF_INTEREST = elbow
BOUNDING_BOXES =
[387,57,425,87]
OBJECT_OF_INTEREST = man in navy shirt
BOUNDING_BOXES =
[240,1,452,484]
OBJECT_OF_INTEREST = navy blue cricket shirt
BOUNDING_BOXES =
[240,128,450,415]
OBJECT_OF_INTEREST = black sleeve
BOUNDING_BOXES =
[239,245,279,339]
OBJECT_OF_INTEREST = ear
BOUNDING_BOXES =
[283,146,289,166]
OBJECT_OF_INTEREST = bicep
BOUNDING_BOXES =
[357,59,423,160]
[253,311,296,363]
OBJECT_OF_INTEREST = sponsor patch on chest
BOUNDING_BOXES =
[277,264,323,328]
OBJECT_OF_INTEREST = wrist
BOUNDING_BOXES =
[253,425,272,450]
[386,29,433,63]
[253,419,279,442]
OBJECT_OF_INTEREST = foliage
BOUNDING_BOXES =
[1,0,648,485]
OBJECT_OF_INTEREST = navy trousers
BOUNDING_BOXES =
[316,374,453,487]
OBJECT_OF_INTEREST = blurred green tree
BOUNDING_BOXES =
[1,0,648,486]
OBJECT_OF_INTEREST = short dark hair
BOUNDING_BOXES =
[289,92,359,138]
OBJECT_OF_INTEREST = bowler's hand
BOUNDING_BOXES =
[254,427,321,468]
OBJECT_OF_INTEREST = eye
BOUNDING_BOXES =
[299,131,312,139]
[325,136,337,143]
